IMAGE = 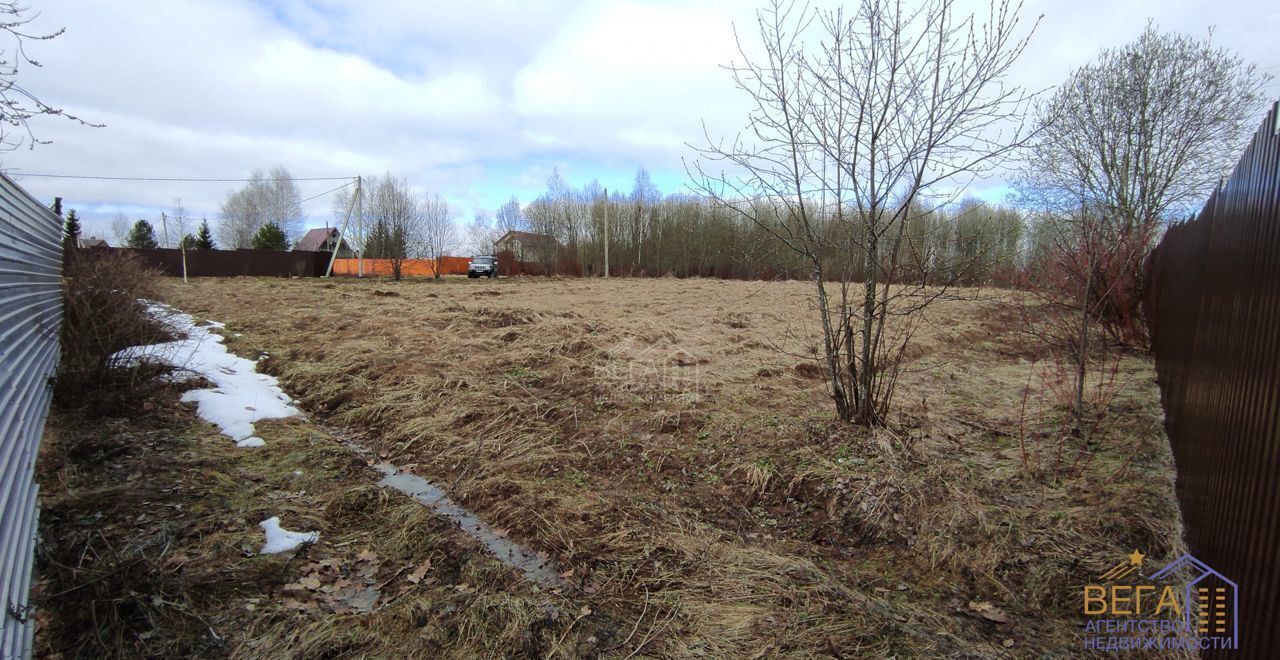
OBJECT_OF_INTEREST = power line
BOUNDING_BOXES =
[2,172,355,183]
[296,181,354,206]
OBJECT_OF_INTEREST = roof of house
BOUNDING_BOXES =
[296,227,339,252]
[496,230,558,248]
[78,236,109,248]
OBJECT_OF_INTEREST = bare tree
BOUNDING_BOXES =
[466,211,497,256]
[0,2,98,150]
[217,167,305,249]
[157,198,191,249]
[692,0,1037,425]
[421,193,455,279]
[110,211,131,246]
[495,196,526,234]
[1014,25,1269,349]
[365,175,425,281]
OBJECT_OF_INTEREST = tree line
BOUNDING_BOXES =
[463,168,1034,286]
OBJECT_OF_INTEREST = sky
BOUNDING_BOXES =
[1,0,1277,244]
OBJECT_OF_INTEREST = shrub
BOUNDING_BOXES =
[57,250,171,413]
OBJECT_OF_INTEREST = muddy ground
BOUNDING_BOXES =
[38,276,1186,658]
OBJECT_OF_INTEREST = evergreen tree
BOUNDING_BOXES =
[179,234,199,250]
[251,222,288,251]
[194,218,216,249]
[126,219,159,249]
[63,209,81,252]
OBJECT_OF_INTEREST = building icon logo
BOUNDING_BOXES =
[1149,554,1239,649]
[1081,552,1239,652]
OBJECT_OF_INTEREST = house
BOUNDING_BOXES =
[296,227,350,255]
[494,230,559,260]
[78,236,109,248]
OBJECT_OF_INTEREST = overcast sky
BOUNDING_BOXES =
[2,0,1277,243]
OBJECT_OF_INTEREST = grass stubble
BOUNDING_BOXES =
[38,275,1187,658]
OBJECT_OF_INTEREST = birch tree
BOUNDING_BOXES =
[218,167,305,249]
[421,193,455,278]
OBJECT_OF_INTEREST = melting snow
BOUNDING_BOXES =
[259,516,319,554]
[113,303,298,447]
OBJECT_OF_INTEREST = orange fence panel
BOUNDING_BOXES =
[330,257,472,277]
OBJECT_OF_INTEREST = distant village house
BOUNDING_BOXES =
[494,230,559,261]
[78,236,109,249]
[296,227,352,256]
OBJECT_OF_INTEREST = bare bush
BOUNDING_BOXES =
[57,250,170,412]
[692,0,1038,425]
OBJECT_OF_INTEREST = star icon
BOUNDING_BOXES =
[1128,550,1145,566]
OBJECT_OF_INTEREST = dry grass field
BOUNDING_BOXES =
[39,275,1186,658]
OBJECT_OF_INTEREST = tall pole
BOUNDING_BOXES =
[603,188,609,278]
[324,183,359,278]
[356,175,364,278]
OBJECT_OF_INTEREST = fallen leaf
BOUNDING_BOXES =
[407,560,433,584]
[299,576,321,590]
[340,586,380,613]
[579,606,593,616]
[967,600,1012,624]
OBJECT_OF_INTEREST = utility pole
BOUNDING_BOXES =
[324,180,359,278]
[356,175,364,278]
[603,188,609,278]
[176,198,188,283]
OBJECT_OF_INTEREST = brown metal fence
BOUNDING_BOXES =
[1145,101,1280,657]
[88,246,334,277]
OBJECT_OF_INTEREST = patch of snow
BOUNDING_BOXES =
[113,303,298,447]
[258,516,318,554]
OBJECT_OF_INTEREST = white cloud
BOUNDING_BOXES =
[0,0,1273,242]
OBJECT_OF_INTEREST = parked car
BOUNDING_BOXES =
[468,255,498,278]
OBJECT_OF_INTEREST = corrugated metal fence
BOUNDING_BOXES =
[1145,101,1280,657]
[0,173,63,658]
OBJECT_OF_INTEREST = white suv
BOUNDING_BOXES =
[467,255,498,278]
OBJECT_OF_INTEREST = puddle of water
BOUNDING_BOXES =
[324,426,565,590]
[376,467,564,589]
